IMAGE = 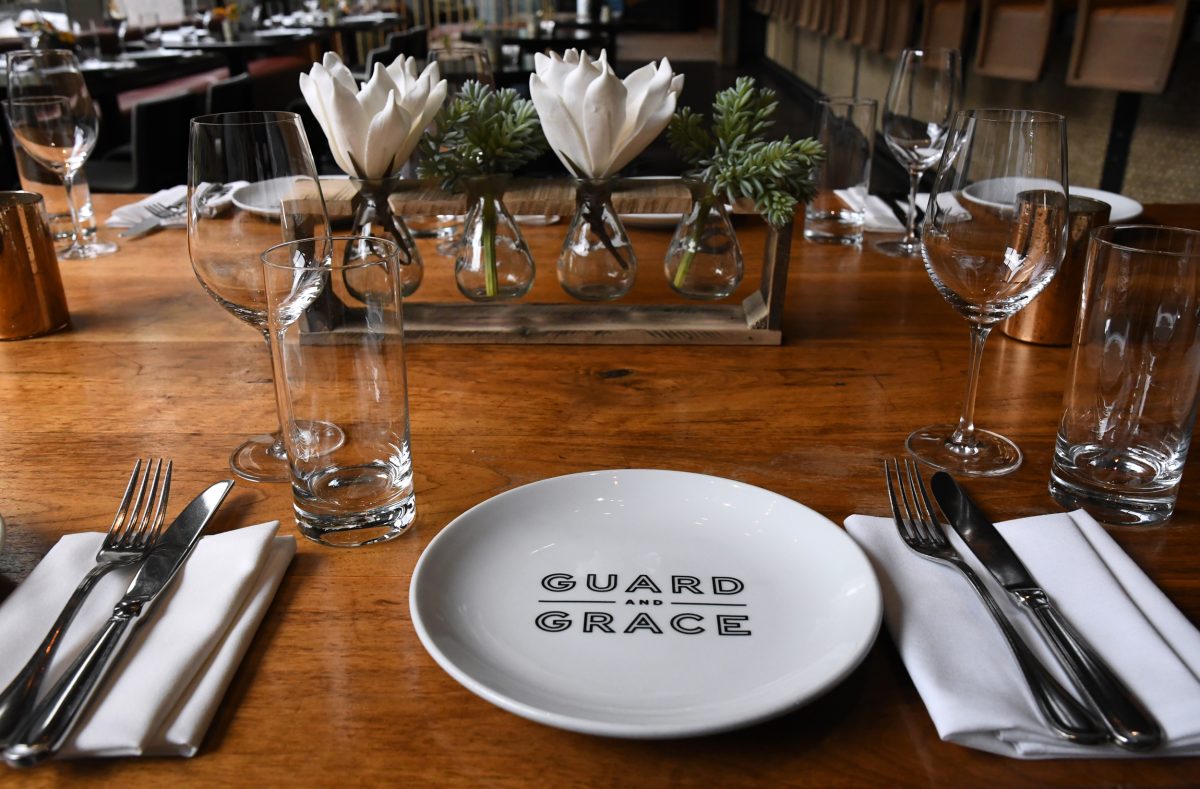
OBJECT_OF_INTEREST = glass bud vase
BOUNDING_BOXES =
[455,175,535,301]
[350,177,423,297]
[557,177,636,301]
[664,178,744,299]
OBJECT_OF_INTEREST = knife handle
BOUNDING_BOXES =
[3,604,140,767]
[1018,590,1163,751]
[953,561,1107,743]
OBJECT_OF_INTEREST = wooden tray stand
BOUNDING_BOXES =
[384,178,792,345]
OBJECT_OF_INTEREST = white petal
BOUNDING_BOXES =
[411,78,447,135]
[580,61,626,177]
[670,73,685,95]
[530,72,594,176]
[606,87,678,175]
[359,63,400,117]
[326,76,370,176]
[362,96,412,178]
[619,58,674,148]
[301,66,354,175]
[322,51,358,93]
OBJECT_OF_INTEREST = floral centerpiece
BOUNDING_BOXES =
[530,49,683,301]
[419,81,547,301]
[666,76,824,294]
[300,51,447,295]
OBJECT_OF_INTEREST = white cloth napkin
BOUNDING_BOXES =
[0,521,294,758]
[105,186,187,229]
[833,189,934,233]
[844,510,1200,758]
[106,184,240,229]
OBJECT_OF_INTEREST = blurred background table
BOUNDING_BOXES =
[0,194,1195,785]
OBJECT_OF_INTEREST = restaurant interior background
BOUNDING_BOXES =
[1,0,1197,204]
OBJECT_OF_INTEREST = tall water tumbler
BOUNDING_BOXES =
[1050,225,1200,525]
[804,97,876,245]
[263,235,416,547]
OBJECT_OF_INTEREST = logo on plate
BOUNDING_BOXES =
[534,572,751,636]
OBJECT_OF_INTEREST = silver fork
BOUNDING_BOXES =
[884,457,1107,744]
[144,197,187,219]
[0,458,172,743]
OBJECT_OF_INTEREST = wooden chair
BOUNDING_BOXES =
[920,0,976,51]
[850,0,887,51]
[974,0,1058,81]
[883,0,918,55]
[204,72,253,116]
[1066,0,1188,92]
[86,91,201,193]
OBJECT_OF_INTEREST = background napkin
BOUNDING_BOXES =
[105,183,241,229]
[0,521,294,758]
[845,510,1200,759]
[832,190,936,234]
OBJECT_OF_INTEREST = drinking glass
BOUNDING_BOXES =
[262,235,416,547]
[4,49,117,260]
[907,109,1069,476]
[877,48,960,258]
[188,111,331,482]
[1050,225,1200,525]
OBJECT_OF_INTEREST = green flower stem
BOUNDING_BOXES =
[673,194,714,289]
[482,191,498,298]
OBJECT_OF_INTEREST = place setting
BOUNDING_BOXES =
[0,9,1198,784]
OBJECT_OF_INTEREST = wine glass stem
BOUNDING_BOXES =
[61,170,87,251]
[261,329,287,459]
[904,168,922,246]
[950,323,993,453]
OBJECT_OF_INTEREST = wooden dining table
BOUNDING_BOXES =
[0,193,1197,786]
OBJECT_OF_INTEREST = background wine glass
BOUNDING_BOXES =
[189,110,331,483]
[5,49,117,259]
[907,109,1069,476]
[877,48,960,259]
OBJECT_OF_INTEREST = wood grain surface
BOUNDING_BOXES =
[0,195,1196,787]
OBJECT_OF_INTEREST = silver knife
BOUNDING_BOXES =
[118,215,164,240]
[2,480,234,767]
[930,471,1163,751]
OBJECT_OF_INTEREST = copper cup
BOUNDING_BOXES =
[0,191,70,340]
[1001,195,1111,346]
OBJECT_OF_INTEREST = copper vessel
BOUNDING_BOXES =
[0,191,69,340]
[1002,195,1111,346]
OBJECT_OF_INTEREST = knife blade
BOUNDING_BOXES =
[930,471,1163,751]
[3,479,234,767]
[118,215,164,240]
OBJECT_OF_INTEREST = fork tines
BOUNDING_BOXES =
[108,458,173,549]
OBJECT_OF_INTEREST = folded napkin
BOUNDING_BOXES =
[845,510,1200,759]
[106,184,240,229]
[0,521,294,758]
[833,189,935,233]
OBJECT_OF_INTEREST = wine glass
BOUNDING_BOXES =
[189,111,331,482]
[907,109,1069,476]
[4,49,117,259]
[877,48,961,258]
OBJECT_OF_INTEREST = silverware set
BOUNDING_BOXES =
[885,457,1163,751]
[0,464,233,767]
[118,183,233,241]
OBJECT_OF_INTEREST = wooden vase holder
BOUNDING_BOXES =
[371,177,792,345]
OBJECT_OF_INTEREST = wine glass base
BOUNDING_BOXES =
[60,239,118,260]
[906,425,1023,477]
[229,422,346,483]
[230,433,290,483]
[874,238,922,258]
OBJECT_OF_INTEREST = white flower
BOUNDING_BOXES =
[300,52,447,179]
[530,49,683,179]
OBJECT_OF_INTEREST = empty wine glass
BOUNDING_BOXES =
[877,48,960,258]
[189,111,332,482]
[907,109,1069,476]
[4,49,117,259]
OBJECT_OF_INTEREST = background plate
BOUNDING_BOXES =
[410,469,882,739]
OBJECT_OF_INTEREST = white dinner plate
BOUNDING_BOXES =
[961,178,1143,222]
[1068,186,1143,222]
[409,469,882,739]
[231,175,351,218]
